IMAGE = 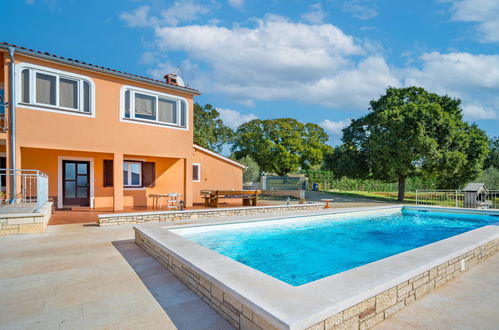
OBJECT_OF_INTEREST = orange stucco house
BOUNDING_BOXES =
[0,42,243,211]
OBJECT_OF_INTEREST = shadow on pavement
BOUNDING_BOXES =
[112,239,234,330]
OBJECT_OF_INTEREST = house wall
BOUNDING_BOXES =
[12,54,194,159]
[192,148,243,204]
[1,52,197,207]
[20,147,185,208]
[0,49,243,210]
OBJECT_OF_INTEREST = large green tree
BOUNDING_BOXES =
[484,137,499,169]
[324,144,370,179]
[232,118,332,176]
[193,103,233,153]
[342,87,489,201]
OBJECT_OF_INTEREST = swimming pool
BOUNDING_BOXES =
[136,206,499,329]
[177,208,498,286]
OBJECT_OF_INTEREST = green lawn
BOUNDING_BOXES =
[322,190,499,208]
[324,190,418,204]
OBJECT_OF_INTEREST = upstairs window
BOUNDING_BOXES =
[122,87,187,128]
[19,65,93,114]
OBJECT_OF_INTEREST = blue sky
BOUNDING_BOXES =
[2,0,499,145]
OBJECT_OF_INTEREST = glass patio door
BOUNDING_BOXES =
[62,160,90,206]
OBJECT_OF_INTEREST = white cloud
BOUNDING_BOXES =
[123,11,499,122]
[320,119,351,135]
[120,0,209,28]
[342,0,378,20]
[301,3,327,24]
[120,6,155,27]
[403,51,499,120]
[445,0,499,42]
[462,104,497,120]
[152,15,398,109]
[217,108,258,129]
[161,0,210,26]
[404,52,499,92]
[228,0,244,9]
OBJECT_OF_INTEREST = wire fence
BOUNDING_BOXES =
[262,176,308,191]
[416,190,499,210]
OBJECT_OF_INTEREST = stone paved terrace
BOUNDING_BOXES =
[375,251,499,329]
[0,210,498,329]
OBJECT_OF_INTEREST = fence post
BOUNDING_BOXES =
[455,190,458,208]
[260,175,267,191]
[416,190,418,205]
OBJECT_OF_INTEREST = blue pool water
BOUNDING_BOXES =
[179,209,498,286]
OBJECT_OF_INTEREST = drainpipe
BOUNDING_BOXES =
[8,47,17,203]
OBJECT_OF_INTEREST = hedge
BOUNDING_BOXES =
[303,170,436,192]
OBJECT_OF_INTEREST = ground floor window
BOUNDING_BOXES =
[123,161,142,187]
[192,163,200,182]
[103,159,156,188]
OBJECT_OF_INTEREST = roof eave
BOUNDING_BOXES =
[193,145,246,169]
[0,44,201,96]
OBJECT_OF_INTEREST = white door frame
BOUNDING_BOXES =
[58,156,95,209]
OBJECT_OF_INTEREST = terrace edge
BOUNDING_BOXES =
[99,203,324,226]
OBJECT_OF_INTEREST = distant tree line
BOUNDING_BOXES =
[193,86,496,200]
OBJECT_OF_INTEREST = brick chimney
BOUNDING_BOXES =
[164,73,178,86]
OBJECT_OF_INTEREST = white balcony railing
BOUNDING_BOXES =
[0,169,49,212]
[416,190,499,210]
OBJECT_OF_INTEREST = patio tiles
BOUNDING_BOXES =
[375,253,499,329]
[0,223,233,330]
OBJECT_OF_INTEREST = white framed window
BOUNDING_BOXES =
[192,163,200,182]
[17,63,94,115]
[121,86,187,129]
[124,161,142,187]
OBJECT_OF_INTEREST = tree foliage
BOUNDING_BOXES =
[193,103,233,153]
[484,137,499,169]
[232,118,332,176]
[324,144,370,179]
[477,167,499,189]
[236,155,261,183]
[341,86,489,201]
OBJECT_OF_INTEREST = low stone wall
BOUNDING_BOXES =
[136,227,498,330]
[136,230,281,330]
[99,203,323,226]
[0,202,53,236]
[307,238,498,330]
[261,190,305,200]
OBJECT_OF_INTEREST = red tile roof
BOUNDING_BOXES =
[0,41,200,94]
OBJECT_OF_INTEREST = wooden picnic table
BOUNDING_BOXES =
[200,190,260,208]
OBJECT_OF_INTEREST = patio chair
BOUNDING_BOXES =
[166,193,181,210]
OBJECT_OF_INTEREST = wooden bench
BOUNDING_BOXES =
[201,190,260,208]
